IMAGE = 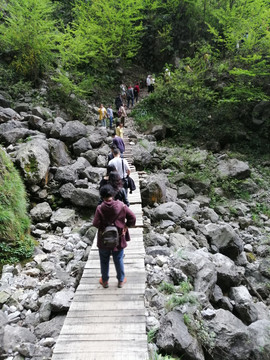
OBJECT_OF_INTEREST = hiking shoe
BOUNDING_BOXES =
[118,277,127,288]
[99,278,109,288]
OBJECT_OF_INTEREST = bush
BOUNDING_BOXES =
[0,146,34,264]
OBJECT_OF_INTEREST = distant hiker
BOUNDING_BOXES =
[107,104,114,129]
[150,76,155,93]
[112,132,125,154]
[120,83,127,103]
[164,68,171,83]
[99,164,117,188]
[115,94,123,110]
[134,82,140,103]
[126,85,134,109]
[98,104,107,127]
[118,104,127,127]
[98,169,129,207]
[93,184,136,288]
[146,75,151,93]
[108,148,130,191]
[116,122,124,139]
[107,144,117,162]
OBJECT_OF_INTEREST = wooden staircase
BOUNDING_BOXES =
[52,130,148,360]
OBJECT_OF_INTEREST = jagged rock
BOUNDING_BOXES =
[168,233,196,252]
[50,117,66,138]
[212,253,244,291]
[60,120,87,144]
[180,216,199,231]
[205,223,244,260]
[50,208,76,228]
[133,142,153,169]
[34,315,65,339]
[248,320,270,360]
[230,286,258,325]
[204,309,251,360]
[141,174,167,206]
[30,202,53,222]
[59,182,76,200]
[0,119,26,133]
[51,289,74,312]
[32,106,52,119]
[186,201,201,218]
[259,258,270,279]
[201,207,219,222]
[73,137,92,156]
[146,246,172,257]
[82,149,98,165]
[147,124,166,140]
[3,324,37,353]
[39,280,64,297]
[54,157,90,183]
[177,184,195,199]
[14,103,30,113]
[48,138,72,166]
[211,284,233,311]
[25,114,44,131]
[217,158,251,180]
[1,127,39,145]
[81,166,105,183]
[15,138,50,185]
[145,232,168,247]
[153,202,185,222]
[88,128,107,148]
[0,107,22,122]
[156,311,205,360]
[70,187,100,208]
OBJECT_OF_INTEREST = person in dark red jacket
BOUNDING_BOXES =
[134,82,140,103]
[93,184,136,288]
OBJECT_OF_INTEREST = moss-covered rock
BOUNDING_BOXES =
[0,146,34,264]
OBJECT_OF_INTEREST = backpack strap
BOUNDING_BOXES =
[103,202,124,226]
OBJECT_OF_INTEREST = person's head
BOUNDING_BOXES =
[113,148,120,157]
[116,121,120,127]
[106,164,116,175]
[100,104,103,108]
[100,184,115,200]
[109,171,122,190]
[109,104,112,108]
[112,131,116,138]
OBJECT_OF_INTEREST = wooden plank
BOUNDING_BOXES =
[63,315,146,325]
[60,322,146,335]
[52,351,148,360]
[65,308,146,318]
[73,294,144,302]
[69,300,145,311]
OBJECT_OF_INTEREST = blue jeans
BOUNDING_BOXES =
[101,118,106,127]
[99,249,125,282]
[109,116,113,129]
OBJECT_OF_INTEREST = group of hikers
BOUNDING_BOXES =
[94,81,140,289]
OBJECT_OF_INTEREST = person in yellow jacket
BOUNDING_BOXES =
[98,104,107,127]
[116,122,124,138]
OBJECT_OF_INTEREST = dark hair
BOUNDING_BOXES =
[99,184,115,199]
[109,171,123,191]
[106,164,116,175]
[112,132,116,137]
[113,148,120,156]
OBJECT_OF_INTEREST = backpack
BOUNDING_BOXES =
[101,225,119,249]
[118,108,122,118]
[127,175,136,194]
[101,204,124,249]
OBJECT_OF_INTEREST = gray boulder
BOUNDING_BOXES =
[230,286,258,325]
[32,106,52,119]
[153,202,185,222]
[212,253,244,291]
[48,138,72,167]
[147,124,166,140]
[0,127,39,145]
[0,107,21,122]
[168,233,196,252]
[177,184,195,199]
[60,120,87,144]
[51,289,74,312]
[141,174,167,206]
[73,137,92,156]
[50,117,66,138]
[248,320,270,360]
[81,166,105,184]
[70,188,100,208]
[156,311,205,360]
[217,159,251,180]
[25,114,45,131]
[0,94,11,108]
[3,324,37,353]
[59,182,76,200]
[252,101,270,126]
[204,309,251,360]
[50,208,76,228]
[15,138,50,185]
[205,223,244,260]
[30,202,53,222]
[54,157,90,183]
[34,315,65,339]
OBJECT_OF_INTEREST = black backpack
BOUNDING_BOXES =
[101,204,124,249]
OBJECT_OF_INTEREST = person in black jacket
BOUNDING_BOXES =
[115,94,123,110]
[98,170,129,207]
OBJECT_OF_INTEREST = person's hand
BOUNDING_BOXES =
[122,225,128,235]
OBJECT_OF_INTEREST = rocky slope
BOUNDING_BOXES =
[0,90,270,360]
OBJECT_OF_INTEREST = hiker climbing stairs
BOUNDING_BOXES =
[52,130,148,359]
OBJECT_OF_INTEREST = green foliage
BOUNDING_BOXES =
[0,0,58,82]
[164,280,196,311]
[148,328,158,343]
[158,281,176,295]
[0,146,34,264]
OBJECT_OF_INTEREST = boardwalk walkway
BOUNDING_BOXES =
[52,130,148,360]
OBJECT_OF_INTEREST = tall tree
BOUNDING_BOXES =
[0,0,58,82]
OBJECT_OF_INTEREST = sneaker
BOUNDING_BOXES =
[99,278,109,288]
[118,277,127,288]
